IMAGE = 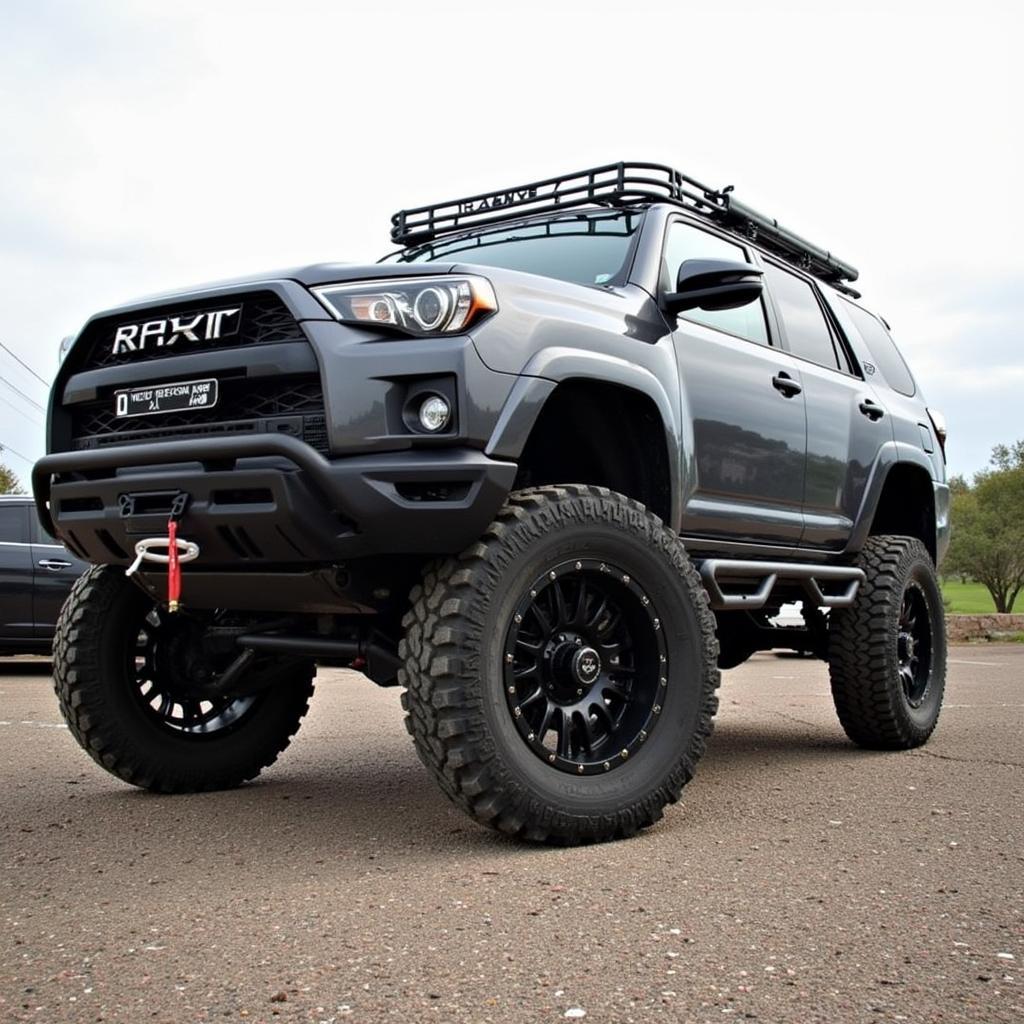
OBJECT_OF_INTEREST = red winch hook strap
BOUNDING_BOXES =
[123,508,199,613]
[167,518,181,613]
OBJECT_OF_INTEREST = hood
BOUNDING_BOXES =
[117,262,462,310]
[72,259,617,334]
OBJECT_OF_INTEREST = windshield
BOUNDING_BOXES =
[382,210,643,287]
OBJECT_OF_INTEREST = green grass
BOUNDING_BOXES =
[941,580,1004,614]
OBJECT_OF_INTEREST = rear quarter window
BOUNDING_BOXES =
[841,299,916,397]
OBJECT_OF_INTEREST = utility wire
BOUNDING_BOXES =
[0,346,47,474]
[0,340,49,387]
[3,411,44,431]
[0,373,46,412]
[0,439,33,466]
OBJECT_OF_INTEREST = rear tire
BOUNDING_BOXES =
[399,485,720,844]
[53,565,315,792]
[827,535,946,749]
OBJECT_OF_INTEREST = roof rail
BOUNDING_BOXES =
[390,161,860,290]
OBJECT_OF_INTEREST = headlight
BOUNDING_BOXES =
[58,334,75,363]
[312,275,497,337]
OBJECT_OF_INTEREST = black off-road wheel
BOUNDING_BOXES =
[53,565,315,792]
[827,535,946,749]
[399,485,720,844]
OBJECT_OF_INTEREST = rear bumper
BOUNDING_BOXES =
[33,434,517,567]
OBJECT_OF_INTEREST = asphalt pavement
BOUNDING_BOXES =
[1,646,1021,1023]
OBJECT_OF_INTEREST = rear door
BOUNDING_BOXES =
[0,502,35,641]
[30,512,88,639]
[665,218,807,548]
[759,261,888,551]
[831,296,943,479]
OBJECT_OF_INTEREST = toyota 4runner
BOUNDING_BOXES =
[34,162,950,843]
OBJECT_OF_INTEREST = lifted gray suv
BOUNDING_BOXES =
[34,162,949,843]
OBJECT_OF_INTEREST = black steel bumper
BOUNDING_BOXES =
[33,434,518,568]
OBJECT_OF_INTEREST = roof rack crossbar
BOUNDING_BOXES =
[390,161,859,288]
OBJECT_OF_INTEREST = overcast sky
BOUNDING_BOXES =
[1,0,1021,486]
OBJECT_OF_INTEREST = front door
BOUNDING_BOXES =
[664,219,807,548]
[30,511,88,638]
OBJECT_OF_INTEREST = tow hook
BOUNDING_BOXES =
[125,518,200,612]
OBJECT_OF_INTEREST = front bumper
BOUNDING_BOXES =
[33,433,517,568]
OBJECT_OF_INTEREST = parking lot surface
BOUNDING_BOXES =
[1,647,1021,1023]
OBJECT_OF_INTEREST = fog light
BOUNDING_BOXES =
[418,394,451,432]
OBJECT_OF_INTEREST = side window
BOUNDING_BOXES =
[29,511,58,544]
[762,262,845,370]
[0,504,28,544]
[841,299,916,396]
[662,221,769,345]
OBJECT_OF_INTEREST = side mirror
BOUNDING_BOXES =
[664,258,764,313]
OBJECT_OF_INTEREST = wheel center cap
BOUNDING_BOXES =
[571,646,602,686]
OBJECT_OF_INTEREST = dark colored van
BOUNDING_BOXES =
[0,494,87,655]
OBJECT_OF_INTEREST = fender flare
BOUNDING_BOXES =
[484,347,685,528]
[846,441,938,555]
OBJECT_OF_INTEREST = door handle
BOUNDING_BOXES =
[858,399,885,421]
[38,559,72,571]
[771,373,802,398]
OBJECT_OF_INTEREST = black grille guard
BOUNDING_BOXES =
[33,435,517,542]
[33,435,333,536]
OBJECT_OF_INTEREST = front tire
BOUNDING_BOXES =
[827,535,946,749]
[53,565,315,792]
[399,485,720,844]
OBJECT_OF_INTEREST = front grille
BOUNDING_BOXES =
[65,290,330,456]
[70,378,329,454]
[73,291,307,372]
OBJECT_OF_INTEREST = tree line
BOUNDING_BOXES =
[1,463,23,495]
[946,440,1024,614]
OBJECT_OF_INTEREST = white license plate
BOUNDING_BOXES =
[114,378,219,418]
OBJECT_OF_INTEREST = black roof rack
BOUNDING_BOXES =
[390,161,860,292]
